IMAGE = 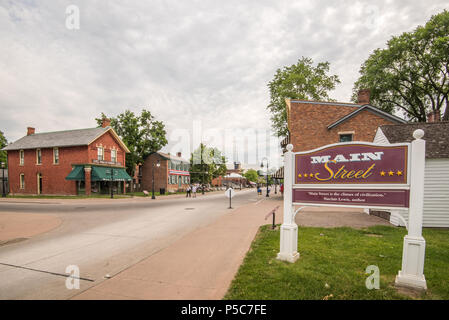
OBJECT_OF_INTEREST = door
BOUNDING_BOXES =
[37,173,42,195]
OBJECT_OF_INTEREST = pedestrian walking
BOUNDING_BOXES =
[192,184,197,198]
[186,185,191,198]
[257,185,262,196]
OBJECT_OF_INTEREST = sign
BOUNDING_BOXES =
[293,188,409,208]
[293,143,410,209]
[225,188,235,198]
[93,159,122,166]
[278,131,428,291]
[295,144,408,185]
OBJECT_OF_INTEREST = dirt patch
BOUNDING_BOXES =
[294,206,392,229]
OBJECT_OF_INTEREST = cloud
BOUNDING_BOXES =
[0,0,447,168]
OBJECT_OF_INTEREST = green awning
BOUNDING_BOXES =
[91,166,132,181]
[65,165,85,180]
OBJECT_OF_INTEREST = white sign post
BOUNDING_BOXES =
[278,130,427,291]
[277,144,300,263]
[395,129,427,290]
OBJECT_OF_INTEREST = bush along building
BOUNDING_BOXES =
[140,151,190,194]
[2,119,132,196]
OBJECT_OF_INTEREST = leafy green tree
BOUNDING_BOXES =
[243,169,259,183]
[189,144,226,184]
[267,57,341,137]
[95,110,168,177]
[0,130,7,166]
[353,10,449,121]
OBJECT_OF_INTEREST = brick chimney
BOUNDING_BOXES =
[177,152,182,157]
[357,89,371,105]
[101,118,111,128]
[427,110,441,122]
[27,127,35,136]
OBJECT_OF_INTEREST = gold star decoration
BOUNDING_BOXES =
[388,171,394,176]
[396,170,403,176]
[380,171,386,176]
[309,173,314,178]
[304,174,308,178]
[298,174,302,178]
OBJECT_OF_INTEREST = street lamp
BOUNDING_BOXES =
[1,162,5,198]
[152,160,160,199]
[260,158,269,197]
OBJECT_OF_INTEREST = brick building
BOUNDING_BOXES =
[274,90,407,179]
[2,119,131,195]
[141,151,190,193]
[284,90,407,152]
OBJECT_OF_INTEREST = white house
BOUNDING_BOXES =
[373,121,449,228]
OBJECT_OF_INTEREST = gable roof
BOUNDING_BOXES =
[2,127,130,153]
[327,104,407,130]
[379,122,449,158]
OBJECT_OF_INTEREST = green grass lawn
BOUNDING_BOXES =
[224,225,449,300]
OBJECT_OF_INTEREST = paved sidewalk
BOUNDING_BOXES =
[73,195,283,300]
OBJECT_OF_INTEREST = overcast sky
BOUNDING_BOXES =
[1,1,447,169]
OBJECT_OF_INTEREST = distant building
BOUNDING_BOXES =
[141,151,190,193]
[2,119,131,195]
[212,162,246,187]
[373,120,449,228]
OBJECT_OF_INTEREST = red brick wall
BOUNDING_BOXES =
[7,146,87,195]
[141,154,168,192]
[88,130,126,166]
[288,101,398,152]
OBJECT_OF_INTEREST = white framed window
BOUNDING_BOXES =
[111,149,117,163]
[53,147,59,164]
[97,147,104,161]
[36,149,42,165]
[20,173,25,189]
[19,150,24,165]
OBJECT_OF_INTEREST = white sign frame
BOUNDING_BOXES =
[278,130,427,291]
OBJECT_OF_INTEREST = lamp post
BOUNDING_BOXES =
[1,162,5,198]
[152,160,160,199]
[260,158,269,197]
[110,168,114,199]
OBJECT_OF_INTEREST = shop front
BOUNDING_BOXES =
[66,164,132,195]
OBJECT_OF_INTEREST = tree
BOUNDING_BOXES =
[352,10,449,122]
[0,130,7,166]
[95,110,168,177]
[189,144,226,185]
[267,57,341,137]
[243,169,259,183]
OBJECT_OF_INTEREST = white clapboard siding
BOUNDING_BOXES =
[390,158,449,228]
[373,127,390,145]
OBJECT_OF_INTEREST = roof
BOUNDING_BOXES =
[327,104,407,130]
[2,127,130,153]
[152,151,189,163]
[379,122,449,158]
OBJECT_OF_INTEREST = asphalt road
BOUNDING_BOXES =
[0,189,262,299]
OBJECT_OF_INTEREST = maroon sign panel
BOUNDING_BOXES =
[295,144,408,185]
[293,189,410,208]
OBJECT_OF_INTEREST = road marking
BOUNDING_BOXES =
[0,262,94,282]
